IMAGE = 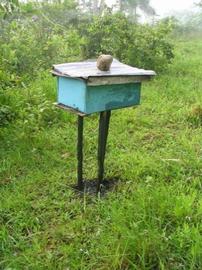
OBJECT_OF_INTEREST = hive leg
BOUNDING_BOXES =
[97,110,111,193]
[77,115,84,190]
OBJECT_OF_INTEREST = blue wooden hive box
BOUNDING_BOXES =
[52,59,155,115]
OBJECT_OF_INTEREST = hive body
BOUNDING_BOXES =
[53,59,155,114]
[57,76,141,114]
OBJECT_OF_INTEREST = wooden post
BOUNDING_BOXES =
[97,110,111,193]
[77,115,84,190]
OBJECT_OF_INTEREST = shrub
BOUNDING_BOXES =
[81,13,133,61]
[0,105,15,126]
[82,12,174,72]
[187,105,202,127]
[0,7,174,90]
[125,21,174,71]
[0,12,82,81]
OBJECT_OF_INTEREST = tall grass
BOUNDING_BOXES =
[0,39,202,269]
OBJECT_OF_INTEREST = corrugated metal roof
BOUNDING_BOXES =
[52,59,156,79]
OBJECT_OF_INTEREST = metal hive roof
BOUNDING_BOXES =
[52,59,156,80]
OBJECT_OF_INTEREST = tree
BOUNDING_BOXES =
[80,0,108,15]
[138,0,155,16]
[116,0,156,21]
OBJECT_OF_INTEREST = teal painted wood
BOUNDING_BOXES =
[57,77,141,114]
[86,83,141,114]
[58,77,87,112]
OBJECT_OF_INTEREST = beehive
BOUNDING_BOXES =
[52,59,155,115]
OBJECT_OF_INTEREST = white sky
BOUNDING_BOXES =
[107,0,197,17]
[150,0,195,16]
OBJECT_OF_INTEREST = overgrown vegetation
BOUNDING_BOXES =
[0,0,174,88]
[1,0,202,269]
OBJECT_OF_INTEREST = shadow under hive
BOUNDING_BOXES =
[52,59,156,193]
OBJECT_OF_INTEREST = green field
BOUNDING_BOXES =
[0,38,202,269]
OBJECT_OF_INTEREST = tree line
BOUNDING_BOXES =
[0,0,156,21]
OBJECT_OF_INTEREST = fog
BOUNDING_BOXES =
[151,0,195,17]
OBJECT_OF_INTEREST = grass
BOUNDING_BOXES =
[0,38,202,270]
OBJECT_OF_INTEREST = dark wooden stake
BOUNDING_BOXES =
[97,110,111,193]
[77,115,84,190]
